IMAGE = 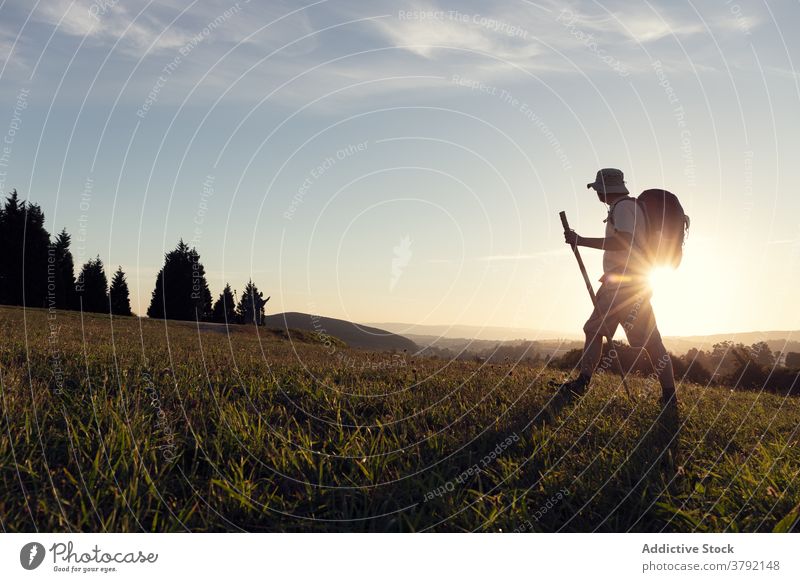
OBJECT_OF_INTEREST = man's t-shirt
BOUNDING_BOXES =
[603,197,648,280]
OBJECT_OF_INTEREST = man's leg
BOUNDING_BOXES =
[629,294,677,403]
[562,285,621,391]
[644,336,677,403]
[551,317,603,394]
[578,331,603,383]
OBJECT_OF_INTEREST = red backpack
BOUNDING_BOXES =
[635,189,690,268]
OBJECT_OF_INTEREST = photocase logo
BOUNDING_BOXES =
[20,542,46,570]
[390,235,412,291]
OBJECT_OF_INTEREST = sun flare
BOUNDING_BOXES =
[647,266,676,294]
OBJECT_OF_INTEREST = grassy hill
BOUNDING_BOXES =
[263,312,418,353]
[1,305,798,532]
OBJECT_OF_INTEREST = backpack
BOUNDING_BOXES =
[634,189,690,268]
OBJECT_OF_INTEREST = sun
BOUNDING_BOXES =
[647,266,676,294]
[643,242,740,337]
[646,265,701,336]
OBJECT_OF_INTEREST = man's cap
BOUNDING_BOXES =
[586,168,629,195]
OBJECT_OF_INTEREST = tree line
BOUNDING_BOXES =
[553,339,800,395]
[0,190,269,324]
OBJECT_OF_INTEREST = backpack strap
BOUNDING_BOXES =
[606,196,636,228]
[608,197,649,255]
[633,197,649,235]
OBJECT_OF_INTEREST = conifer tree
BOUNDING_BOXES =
[52,228,76,310]
[0,190,51,307]
[109,266,133,316]
[76,257,109,313]
[211,283,237,324]
[147,240,212,321]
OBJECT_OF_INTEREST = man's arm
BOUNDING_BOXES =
[564,230,633,251]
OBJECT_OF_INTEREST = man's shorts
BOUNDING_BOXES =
[583,282,662,348]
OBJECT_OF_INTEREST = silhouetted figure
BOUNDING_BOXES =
[236,280,269,325]
[555,169,678,406]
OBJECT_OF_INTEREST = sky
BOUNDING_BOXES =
[1,0,798,338]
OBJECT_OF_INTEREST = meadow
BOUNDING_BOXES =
[1,305,798,532]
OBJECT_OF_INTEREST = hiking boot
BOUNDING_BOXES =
[658,392,680,434]
[660,391,679,409]
[549,375,590,397]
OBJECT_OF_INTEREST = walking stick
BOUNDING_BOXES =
[559,211,633,399]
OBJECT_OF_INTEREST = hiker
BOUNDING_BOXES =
[558,168,677,406]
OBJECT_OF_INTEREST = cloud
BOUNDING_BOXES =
[477,249,568,262]
[369,5,540,63]
[766,66,800,82]
[357,0,728,85]
[35,0,192,54]
[617,13,704,43]
[424,249,569,265]
[4,0,766,111]
[32,0,317,58]
[543,0,723,44]
[0,19,30,76]
[0,37,17,73]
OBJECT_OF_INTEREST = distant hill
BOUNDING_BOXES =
[373,320,800,359]
[662,330,800,356]
[264,312,418,353]
[366,322,581,342]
